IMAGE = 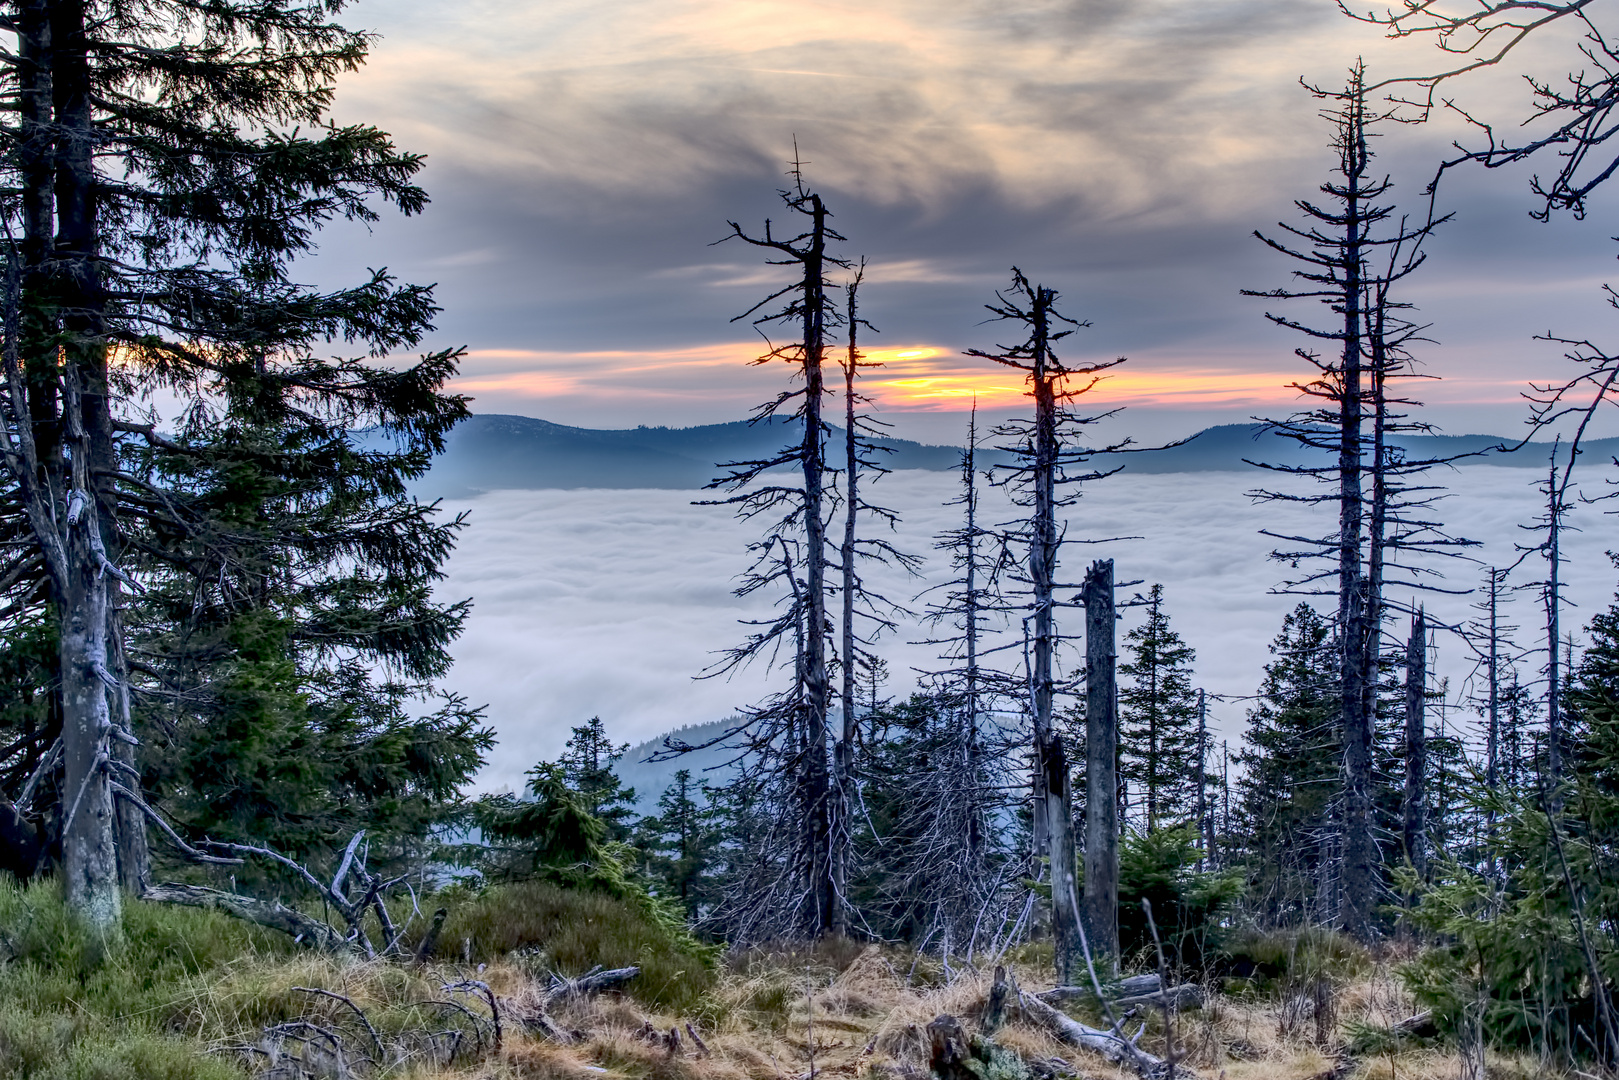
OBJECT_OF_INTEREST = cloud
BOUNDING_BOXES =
[300,0,1619,443]
[435,463,1617,794]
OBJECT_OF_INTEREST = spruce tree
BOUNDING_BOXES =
[1119,584,1200,830]
[1235,603,1341,925]
[0,0,485,930]
[634,770,720,919]
[557,717,639,843]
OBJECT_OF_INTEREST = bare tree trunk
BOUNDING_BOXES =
[1195,688,1207,871]
[52,0,122,943]
[1027,293,1080,982]
[1402,610,1427,880]
[111,624,148,894]
[1336,83,1376,944]
[962,409,984,869]
[831,279,860,937]
[1083,559,1118,975]
[798,195,835,937]
[1544,456,1563,801]
[1486,570,1501,798]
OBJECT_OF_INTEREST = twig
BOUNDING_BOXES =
[292,986,384,1063]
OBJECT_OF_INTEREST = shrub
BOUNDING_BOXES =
[440,880,717,1011]
[1117,826,1242,973]
[1217,924,1369,991]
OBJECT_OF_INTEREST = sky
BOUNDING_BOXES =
[312,0,1619,446]
[446,467,1617,791]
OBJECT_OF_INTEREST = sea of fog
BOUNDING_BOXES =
[432,466,1617,794]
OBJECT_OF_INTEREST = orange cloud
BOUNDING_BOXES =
[446,342,1542,423]
[448,342,1333,415]
[857,346,1306,411]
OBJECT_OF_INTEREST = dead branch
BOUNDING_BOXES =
[1021,992,1169,1079]
[141,883,349,952]
[548,963,641,999]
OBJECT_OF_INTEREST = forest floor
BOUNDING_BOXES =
[0,883,1549,1080]
[472,946,1544,1080]
[222,939,1543,1080]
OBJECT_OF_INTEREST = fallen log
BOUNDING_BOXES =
[1392,1011,1436,1038]
[1020,990,1170,1079]
[1114,984,1204,1013]
[548,964,641,999]
[1037,973,1164,1005]
[142,883,350,952]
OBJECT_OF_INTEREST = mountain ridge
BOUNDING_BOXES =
[408,413,1613,497]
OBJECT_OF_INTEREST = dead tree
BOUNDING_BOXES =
[1244,66,1465,941]
[830,266,917,935]
[970,269,1126,982]
[899,404,1018,957]
[1083,559,1120,973]
[677,166,852,941]
[1402,609,1428,879]
[1522,446,1578,802]
[1194,688,1210,870]
[1344,1,1619,220]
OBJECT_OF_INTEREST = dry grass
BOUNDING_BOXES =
[145,940,1565,1080]
[0,881,1566,1080]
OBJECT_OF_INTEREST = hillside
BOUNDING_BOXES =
[407,414,1612,498]
[616,719,741,813]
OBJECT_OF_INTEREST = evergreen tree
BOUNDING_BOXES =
[634,770,720,919]
[0,0,487,930]
[557,717,638,842]
[1400,565,1619,1067]
[1119,584,1200,829]
[1235,603,1342,925]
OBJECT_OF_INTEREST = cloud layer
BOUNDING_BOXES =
[437,464,1617,794]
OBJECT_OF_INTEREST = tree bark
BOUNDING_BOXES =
[1336,81,1376,943]
[1402,610,1427,879]
[1083,559,1118,975]
[1021,989,1168,1077]
[1545,456,1563,798]
[143,883,349,951]
[832,279,860,937]
[47,0,123,943]
[1026,290,1080,984]
[800,195,835,937]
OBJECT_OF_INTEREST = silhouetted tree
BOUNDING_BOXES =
[1245,65,1462,940]
[971,268,1127,980]
[675,164,848,942]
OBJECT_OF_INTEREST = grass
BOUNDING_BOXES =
[440,880,718,1011]
[0,883,1573,1080]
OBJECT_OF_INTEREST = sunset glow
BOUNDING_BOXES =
[446,342,1437,418]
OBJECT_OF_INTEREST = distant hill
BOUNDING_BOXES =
[410,414,960,498]
[407,414,1616,497]
[614,719,741,814]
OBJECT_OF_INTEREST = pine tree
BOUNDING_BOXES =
[1235,603,1342,925]
[557,717,638,843]
[634,769,720,919]
[0,0,484,932]
[1119,584,1200,830]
